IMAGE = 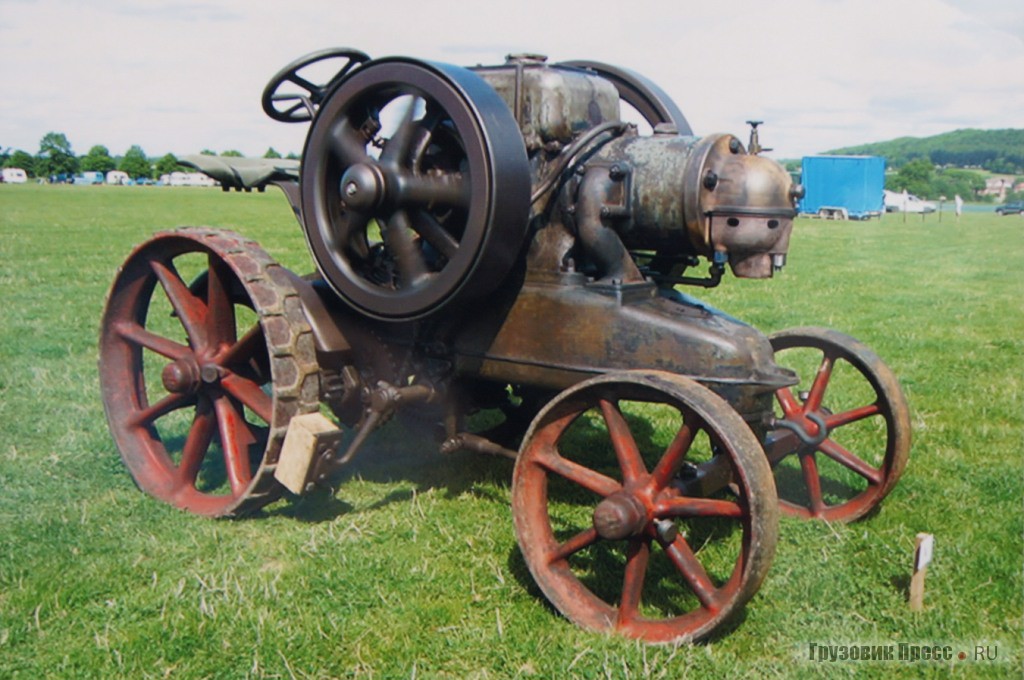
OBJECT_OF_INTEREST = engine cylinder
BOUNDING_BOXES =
[591,131,797,278]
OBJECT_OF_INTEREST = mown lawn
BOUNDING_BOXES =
[0,184,1020,678]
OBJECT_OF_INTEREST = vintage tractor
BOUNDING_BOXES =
[98,48,911,643]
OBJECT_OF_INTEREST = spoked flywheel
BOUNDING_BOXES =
[512,371,778,643]
[98,229,320,517]
[300,57,531,321]
[765,327,911,522]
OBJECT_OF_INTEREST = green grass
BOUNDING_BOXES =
[1,184,1021,678]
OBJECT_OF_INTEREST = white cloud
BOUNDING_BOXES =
[0,0,1020,158]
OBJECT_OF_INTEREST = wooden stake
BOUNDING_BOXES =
[909,533,934,611]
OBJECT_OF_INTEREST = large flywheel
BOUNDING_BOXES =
[300,58,531,321]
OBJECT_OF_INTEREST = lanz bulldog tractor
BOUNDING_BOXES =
[98,48,911,643]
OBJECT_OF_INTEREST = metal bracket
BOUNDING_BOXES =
[771,411,828,447]
[312,382,440,483]
[439,432,518,460]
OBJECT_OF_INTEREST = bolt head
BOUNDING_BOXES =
[200,364,221,384]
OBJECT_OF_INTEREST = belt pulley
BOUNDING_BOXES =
[299,57,531,321]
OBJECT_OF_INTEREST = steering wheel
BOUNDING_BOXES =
[262,48,371,123]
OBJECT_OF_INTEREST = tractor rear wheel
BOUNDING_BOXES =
[98,228,320,517]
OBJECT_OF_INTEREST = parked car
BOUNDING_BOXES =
[72,171,105,185]
[884,190,936,213]
[995,202,1024,216]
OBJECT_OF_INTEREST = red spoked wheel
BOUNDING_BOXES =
[99,229,320,517]
[512,371,778,643]
[766,327,910,522]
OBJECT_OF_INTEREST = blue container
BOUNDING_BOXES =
[799,155,886,219]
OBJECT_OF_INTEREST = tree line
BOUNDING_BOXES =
[0,132,296,180]
[828,128,1024,175]
[882,159,1018,202]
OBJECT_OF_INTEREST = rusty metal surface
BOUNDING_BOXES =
[764,327,911,521]
[98,228,321,517]
[475,55,621,151]
[511,370,778,643]
[556,60,693,135]
[451,278,794,421]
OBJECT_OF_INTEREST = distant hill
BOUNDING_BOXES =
[825,128,1024,173]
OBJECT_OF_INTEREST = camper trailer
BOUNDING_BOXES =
[1,168,28,184]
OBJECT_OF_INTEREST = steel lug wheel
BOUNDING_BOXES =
[512,371,778,643]
[300,57,530,321]
[766,327,911,522]
[98,229,320,517]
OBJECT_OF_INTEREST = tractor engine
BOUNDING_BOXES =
[476,55,798,282]
[279,51,803,418]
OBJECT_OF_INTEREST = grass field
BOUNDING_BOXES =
[0,184,1021,678]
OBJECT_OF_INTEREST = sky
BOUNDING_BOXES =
[0,0,1022,161]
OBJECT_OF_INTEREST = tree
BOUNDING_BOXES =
[80,145,116,174]
[221,150,244,157]
[263,147,282,159]
[155,153,183,176]
[119,145,153,179]
[36,131,78,178]
[6,150,36,177]
[886,158,934,197]
[200,149,217,156]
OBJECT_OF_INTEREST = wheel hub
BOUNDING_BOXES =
[340,163,385,211]
[592,492,648,540]
[161,357,202,394]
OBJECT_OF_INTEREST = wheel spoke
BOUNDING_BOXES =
[115,321,189,360]
[383,210,429,287]
[805,351,836,412]
[536,452,622,498]
[548,527,600,564]
[799,452,825,515]
[178,398,216,484]
[618,539,650,626]
[400,174,469,209]
[650,412,700,489]
[213,395,253,494]
[218,325,263,366]
[205,255,237,348]
[598,399,647,483]
[654,497,743,519]
[336,211,371,258]
[825,403,881,429]
[410,209,459,259]
[662,535,718,612]
[151,260,206,347]
[408,106,443,166]
[774,386,803,418]
[220,371,273,423]
[286,72,319,94]
[129,392,193,428]
[327,117,370,167]
[819,438,883,485]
